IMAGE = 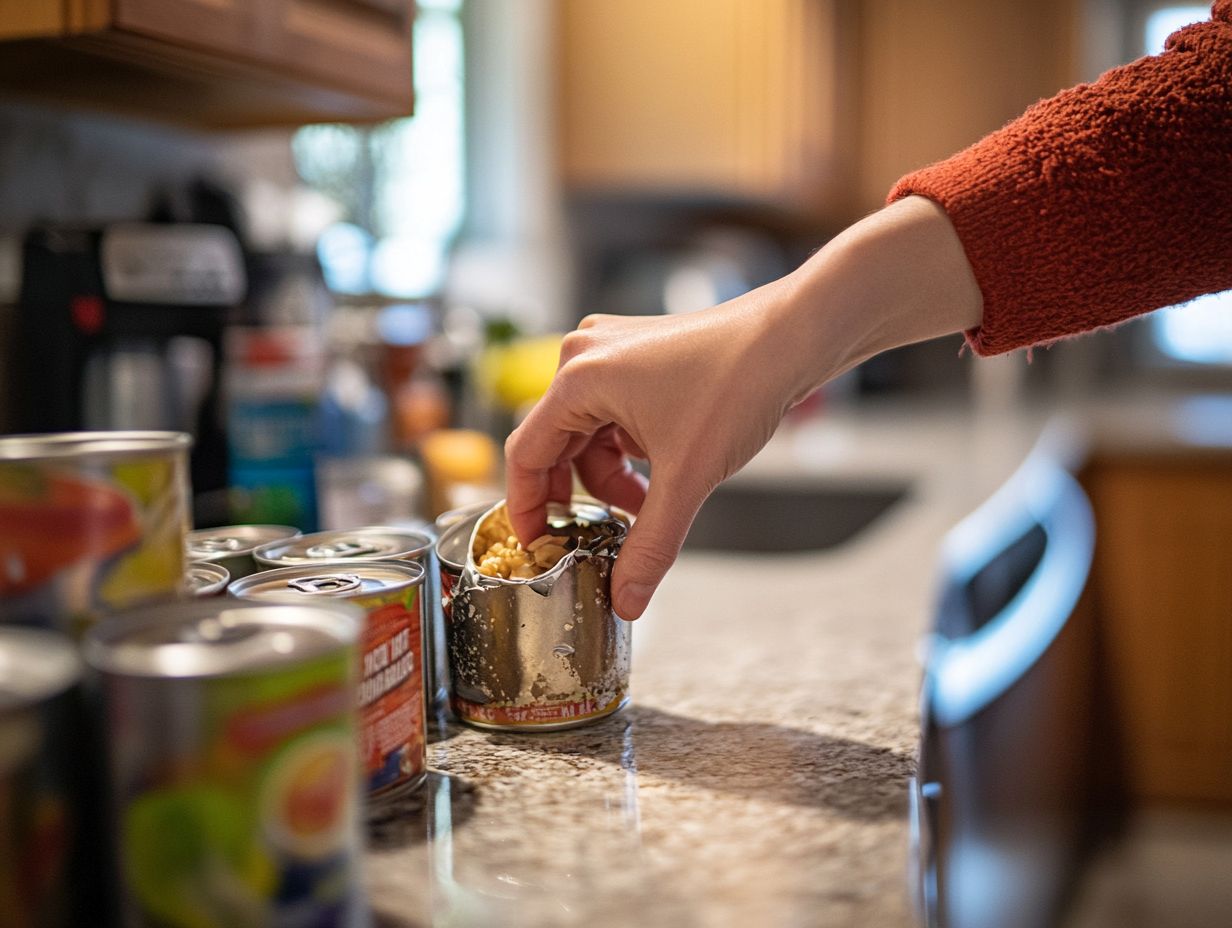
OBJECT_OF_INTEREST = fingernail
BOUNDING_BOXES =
[617,582,654,620]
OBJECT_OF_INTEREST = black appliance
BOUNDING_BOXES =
[11,222,246,498]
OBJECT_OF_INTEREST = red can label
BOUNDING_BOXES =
[450,692,625,728]
[439,568,457,621]
[356,588,424,795]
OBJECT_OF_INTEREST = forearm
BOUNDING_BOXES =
[764,195,983,404]
[890,11,1232,354]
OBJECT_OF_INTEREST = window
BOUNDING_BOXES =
[1141,5,1232,364]
[292,0,465,298]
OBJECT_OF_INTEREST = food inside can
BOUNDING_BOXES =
[229,562,428,801]
[470,506,575,579]
[447,499,632,731]
[84,601,363,928]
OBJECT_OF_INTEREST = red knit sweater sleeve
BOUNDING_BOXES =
[888,2,1232,356]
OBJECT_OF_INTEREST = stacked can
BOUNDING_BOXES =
[231,562,429,801]
[186,524,301,581]
[252,527,448,718]
[185,561,230,597]
[0,628,86,928]
[84,600,364,928]
[0,431,192,635]
[440,499,632,731]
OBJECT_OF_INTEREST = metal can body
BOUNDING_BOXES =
[435,508,484,628]
[447,501,631,731]
[186,524,301,581]
[185,561,230,597]
[84,600,363,928]
[0,628,84,928]
[230,562,428,799]
[0,431,191,635]
[253,527,448,718]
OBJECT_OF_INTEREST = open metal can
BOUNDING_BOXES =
[84,600,364,928]
[0,431,191,635]
[447,499,631,731]
[435,507,487,627]
[230,562,429,801]
[185,524,301,582]
[252,527,448,719]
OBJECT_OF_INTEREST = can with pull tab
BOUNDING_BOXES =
[230,562,427,800]
[252,527,447,720]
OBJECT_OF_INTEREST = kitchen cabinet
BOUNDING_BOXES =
[0,0,413,127]
[853,0,1081,214]
[1080,452,1232,805]
[554,0,857,214]
[554,0,1082,220]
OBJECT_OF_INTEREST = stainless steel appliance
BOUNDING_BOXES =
[10,222,245,499]
[913,439,1103,928]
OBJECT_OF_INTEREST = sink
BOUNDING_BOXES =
[682,482,909,553]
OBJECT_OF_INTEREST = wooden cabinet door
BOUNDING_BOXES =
[264,0,413,108]
[1082,455,1232,805]
[112,0,263,59]
[557,0,848,209]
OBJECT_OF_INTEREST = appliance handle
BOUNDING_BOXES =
[926,455,1095,728]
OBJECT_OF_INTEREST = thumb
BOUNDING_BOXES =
[611,472,707,620]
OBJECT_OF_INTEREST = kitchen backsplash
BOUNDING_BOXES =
[0,101,297,234]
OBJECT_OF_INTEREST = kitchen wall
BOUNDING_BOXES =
[0,101,298,235]
[0,101,303,432]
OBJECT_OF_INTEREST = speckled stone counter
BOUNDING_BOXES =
[360,403,1056,928]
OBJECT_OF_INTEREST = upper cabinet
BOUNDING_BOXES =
[555,0,1082,222]
[0,0,414,127]
[554,0,857,216]
[853,0,1080,216]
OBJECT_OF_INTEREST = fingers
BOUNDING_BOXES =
[614,426,647,461]
[610,471,707,620]
[547,460,574,507]
[574,426,649,516]
[504,397,581,545]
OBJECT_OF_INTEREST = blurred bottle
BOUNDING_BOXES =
[419,429,500,518]
[378,303,451,450]
[226,327,322,530]
[318,353,388,458]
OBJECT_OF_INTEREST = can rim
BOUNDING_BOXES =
[230,559,426,600]
[0,430,192,461]
[253,526,434,567]
[84,601,362,678]
[0,628,80,707]
[186,525,303,558]
[186,561,231,596]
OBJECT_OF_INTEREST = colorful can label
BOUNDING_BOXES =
[450,692,627,728]
[230,563,427,799]
[354,584,425,795]
[87,604,362,928]
[0,629,84,928]
[0,432,190,635]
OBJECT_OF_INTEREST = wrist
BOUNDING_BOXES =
[776,196,984,395]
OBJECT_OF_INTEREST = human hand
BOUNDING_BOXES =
[504,197,982,620]
[504,280,814,619]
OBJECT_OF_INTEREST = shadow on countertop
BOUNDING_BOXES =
[482,704,914,821]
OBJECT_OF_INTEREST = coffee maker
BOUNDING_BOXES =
[12,222,246,498]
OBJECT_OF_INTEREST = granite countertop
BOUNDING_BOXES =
[362,394,1223,928]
